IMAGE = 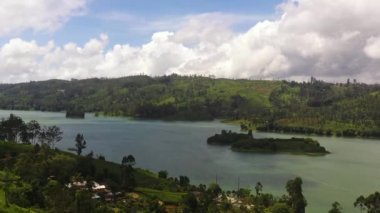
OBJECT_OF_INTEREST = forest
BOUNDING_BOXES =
[0,75,379,137]
[0,114,379,212]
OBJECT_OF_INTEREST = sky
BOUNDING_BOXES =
[1,0,380,83]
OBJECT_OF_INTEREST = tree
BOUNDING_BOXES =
[354,196,366,213]
[122,155,136,167]
[286,177,307,213]
[365,192,380,213]
[207,183,222,199]
[121,155,136,191]
[75,190,95,213]
[355,192,380,213]
[75,134,87,156]
[43,180,75,211]
[255,182,263,196]
[26,120,41,144]
[0,114,25,142]
[248,129,254,138]
[158,170,168,179]
[183,193,198,213]
[329,202,343,213]
[41,125,62,148]
[179,176,190,187]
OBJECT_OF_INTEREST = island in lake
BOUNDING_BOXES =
[207,130,329,155]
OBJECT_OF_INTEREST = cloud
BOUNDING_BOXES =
[364,36,380,59]
[0,0,87,36]
[2,0,380,83]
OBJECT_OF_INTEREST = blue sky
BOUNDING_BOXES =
[14,0,283,46]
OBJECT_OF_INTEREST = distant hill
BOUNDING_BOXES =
[0,75,379,137]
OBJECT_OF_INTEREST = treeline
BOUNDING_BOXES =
[256,123,380,138]
[207,130,252,145]
[264,79,380,137]
[0,114,62,147]
[0,75,278,120]
[0,75,379,137]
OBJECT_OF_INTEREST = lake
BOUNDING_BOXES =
[1,110,379,212]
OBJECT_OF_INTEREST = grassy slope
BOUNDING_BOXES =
[205,79,279,107]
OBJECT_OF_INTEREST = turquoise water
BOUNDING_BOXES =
[1,110,379,212]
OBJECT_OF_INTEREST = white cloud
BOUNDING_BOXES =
[364,36,380,59]
[2,0,380,83]
[0,0,87,36]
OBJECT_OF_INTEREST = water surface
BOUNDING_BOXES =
[1,110,379,212]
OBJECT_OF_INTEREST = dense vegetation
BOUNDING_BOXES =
[0,75,379,137]
[257,78,380,138]
[207,130,328,155]
[0,75,279,121]
[0,114,378,212]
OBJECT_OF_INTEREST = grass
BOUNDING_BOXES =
[206,79,281,107]
[135,187,186,204]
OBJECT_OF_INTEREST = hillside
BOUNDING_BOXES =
[0,75,280,120]
[0,75,379,137]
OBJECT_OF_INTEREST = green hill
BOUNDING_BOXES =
[0,75,379,137]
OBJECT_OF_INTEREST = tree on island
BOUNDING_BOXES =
[75,134,87,156]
